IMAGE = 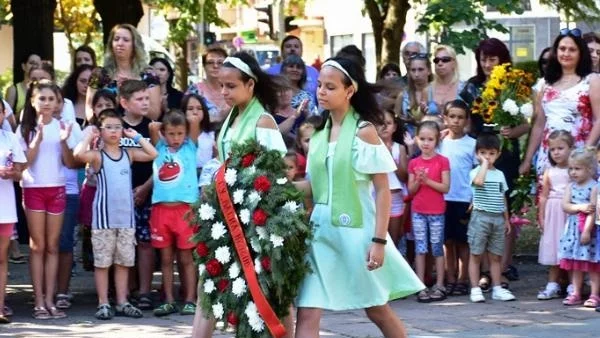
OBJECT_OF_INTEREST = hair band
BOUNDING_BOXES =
[323,60,358,91]
[223,57,258,81]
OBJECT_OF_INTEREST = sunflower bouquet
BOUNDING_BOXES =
[472,63,535,150]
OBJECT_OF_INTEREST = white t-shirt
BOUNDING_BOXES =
[61,98,76,123]
[1,100,14,132]
[196,131,215,168]
[61,119,82,195]
[440,135,478,202]
[0,129,27,223]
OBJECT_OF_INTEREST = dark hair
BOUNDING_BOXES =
[316,56,383,130]
[74,45,97,68]
[280,54,307,88]
[29,61,56,81]
[92,89,117,107]
[161,110,187,129]
[281,35,302,52]
[583,32,600,44]
[382,109,407,145]
[545,33,592,84]
[62,64,95,102]
[180,93,211,132]
[416,120,441,145]
[336,45,366,70]
[284,150,298,161]
[476,132,501,151]
[119,79,148,100]
[20,52,40,65]
[20,80,58,143]
[444,99,471,119]
[547,129,574,166]
[150,57,176,92]
[202,47,228,64]
[96,108,122,127]
[379,63,401,79]
[223,51,287,113]
[470,38,512,85]
[537,47,552,78]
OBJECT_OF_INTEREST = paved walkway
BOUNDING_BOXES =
[2,255,600,337]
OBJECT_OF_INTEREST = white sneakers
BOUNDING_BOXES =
[471,286,516,302]
[537,283,561,300]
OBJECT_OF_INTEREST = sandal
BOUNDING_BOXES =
[95,304,114,320]
[47,306,67,319]
[429,285,447,302]
[0,314,9,324]
[180,302,196,316]
[417,289,432,303]
[56,294,72,309]
[445,283,456,296]
[115,302,143,318]
[136,293,153,311]
[453,283,469,296]
[584,295,600,308]
[8,255,26,264]
[32,306,52,320]
[479,272,491,293]
[153,302,178,317]
[563,294,583,306]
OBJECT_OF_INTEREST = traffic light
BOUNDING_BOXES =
[256,5,274,40]
[204,32,216,46]
[285,16,298,32]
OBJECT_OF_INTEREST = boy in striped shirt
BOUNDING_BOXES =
[467,132,515,303]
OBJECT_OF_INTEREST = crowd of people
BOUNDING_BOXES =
[0,20,600,338]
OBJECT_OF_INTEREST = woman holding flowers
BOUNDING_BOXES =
[294,56,423,338]
[520,28,600,177]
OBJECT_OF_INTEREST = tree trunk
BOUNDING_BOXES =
[11,0,57,84]
[381,0,410,69]
[93,0,144,45]
[364,0,384,70]
[175,41,189,91]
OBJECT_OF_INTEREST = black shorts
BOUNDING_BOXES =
[444,201,471,243]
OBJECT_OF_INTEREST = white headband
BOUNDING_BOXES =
[323,60,358,91]
[224,57,258,81]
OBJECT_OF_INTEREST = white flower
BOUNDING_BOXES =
[204,279,216,294]
[254,257,263,274]
[215,246,232,264]
[283,201,299,213]
[228,262,240,279]
[211,222,227,240]
[245,302,264,332]
[270,234,284,248]
[199,204,216,221]
[232,277,247,297]
[225,168,238,186]
[276,177,288,185]
[233,189,245,205]
[520,102,533,118]
[212,302,224,319]
[198,264,206,275]
[247,191,261,204]
[502,99,520,116]
[250,237,262,253]
[239,209,251,225]
[247,165,257,175]
[256,226,268,240]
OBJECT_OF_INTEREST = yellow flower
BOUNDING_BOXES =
[482,87,496,100]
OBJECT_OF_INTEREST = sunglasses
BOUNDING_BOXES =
[433,56,453,64]
[408,53,429,60]
[559,28,582,37]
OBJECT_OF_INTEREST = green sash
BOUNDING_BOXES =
[217,97,265,161]
[308,108,362,228]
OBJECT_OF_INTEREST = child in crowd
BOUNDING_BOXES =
[537,130,573,300]
[408,120,450,302]
[440,100,477,296]
[284,150,299,182]
[468,133,515,303]
[74,109,157,320]
[180,94,214,176]
[294,120,317,178]
[0,100,27,323]
[16,80,77,319]
[559,147,600,307]
[118,80,155,310]
[148,110,201,317]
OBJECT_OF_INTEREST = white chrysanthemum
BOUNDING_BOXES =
[233,189,245,205]
[245,301,259,319]
[211,222,227,240]
[198,264,206,275]
[250,237,262,253]
[239,209,250,225]
[204,279,216,294]
[225,168,238,186]
[228,262,240,279]
[245,302,264,332]
[270,234,284,248]
[520,102,533,118]
[199,204,216,220]
[215,246,232,264]
[256,226,268,240]
[247,165,257,175]
[283,200,299,213]
[232,277,247,297]
[254,257,263,274]
[247,191,261,204]
[212,302,224,319]
[248,315,265,332]
[502,98,520,116]
[276,177,288,185]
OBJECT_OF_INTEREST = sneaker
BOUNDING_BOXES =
[470,287,485,303]
[492,286,516,301]
[537,287,561,300]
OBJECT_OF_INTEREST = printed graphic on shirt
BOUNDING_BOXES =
[157,154,183,184]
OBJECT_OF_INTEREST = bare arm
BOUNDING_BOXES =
[5,86,16,112]
[562,184,582,214]
[276,115,298,136]
[147,86,162,121]
[74,132,101,171]
[537,169,550,230]
[586,75,600,146]
[127,137,158,163]
[85,87,97,123]
[396,145,408,182]
[472,160,489,187]
[423,169,450,193]
[520,90,545,174]
[186,114,202,144]
[407,172,420,195]
[148,121,162,145]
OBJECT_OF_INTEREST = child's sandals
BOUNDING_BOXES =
[47,306,67,319]
[563,294,583,306]
[429,285,447,302]
[115,302,143,318]
[416,289,432,303]
[56,294,72,309]
[32,306,52,320]
[135,293,153,311]
[584,295,600,308]
[95,304,114,320]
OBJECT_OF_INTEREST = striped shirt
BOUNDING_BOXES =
[92,149,135,230]
[469,166,508,214]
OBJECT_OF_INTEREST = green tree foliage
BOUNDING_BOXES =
[55,0,100,57]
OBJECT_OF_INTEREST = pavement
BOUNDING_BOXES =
[2,252,600,338]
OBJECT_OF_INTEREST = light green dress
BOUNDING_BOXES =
[297,132,425,310]
[219,113,287,159]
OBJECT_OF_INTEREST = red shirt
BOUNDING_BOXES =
[408,154,450,214]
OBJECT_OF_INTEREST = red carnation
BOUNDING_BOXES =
[254,175,271,192]
[241,153,256,167]
[260,256,271,271]
[217,279,229,292]
[206,259,222,276]
[253,209,268,226]
[227,312,239,326]
[196,242,209,257]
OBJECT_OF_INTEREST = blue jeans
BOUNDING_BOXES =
[59,194,80,253]
[411,212,445,257]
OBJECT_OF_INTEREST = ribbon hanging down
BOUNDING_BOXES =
[215,163,286,338]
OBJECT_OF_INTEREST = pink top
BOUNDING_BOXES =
[408,154,450,214]
[193,82,231,117]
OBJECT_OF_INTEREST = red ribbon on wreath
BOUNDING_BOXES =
[215,163,286,338]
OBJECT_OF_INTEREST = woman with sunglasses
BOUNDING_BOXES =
[431,45,464,114]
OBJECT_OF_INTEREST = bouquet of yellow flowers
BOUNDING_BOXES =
[472,63,535,150]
